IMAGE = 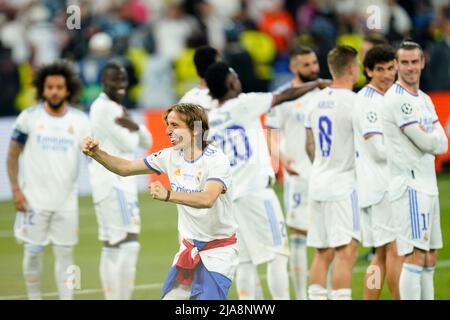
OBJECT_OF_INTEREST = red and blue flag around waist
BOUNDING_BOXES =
[161,234,237,300]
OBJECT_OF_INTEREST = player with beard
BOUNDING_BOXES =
[88,62,152,299]
[7,61,90,300]
[265,46,321,300]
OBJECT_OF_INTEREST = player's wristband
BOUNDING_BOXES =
[165,189,171,202]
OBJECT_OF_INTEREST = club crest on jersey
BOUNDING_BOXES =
[195,171,203,186]
[367,112,378,123]
[401,103,412,115]
[37,123,45,130]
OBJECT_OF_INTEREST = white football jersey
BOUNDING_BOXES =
[207,92,275,200]
[89,93,152,203]
[265,88,319,180]
[382,82,440,200]
[305,87,357,201]
[144,145,237,242]
[353,85,389,207]
[179,86,218,110]
[11,104,90,211]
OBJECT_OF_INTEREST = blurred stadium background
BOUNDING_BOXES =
[0,0,449,299]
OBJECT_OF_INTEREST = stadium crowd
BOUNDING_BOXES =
[1,0,450,117]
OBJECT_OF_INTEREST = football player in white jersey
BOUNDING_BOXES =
[178,45,220,110]
[265,46,320,300]
[204,61,329,300]
[89,62,152,300]
[82,103,238,300]
[354,45,403,299]
[383,41,448,300]
[305,46,360,300]
[7,61,90,300]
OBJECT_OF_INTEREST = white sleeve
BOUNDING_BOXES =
[403,124,442,154]
[360,104,383,138]
[431,121,448,155]
[11,110,30,144]
[365,134,386,163]
[143,148,171,175]
[264,106,283,129]
[206,153,232,192]
[138,124,153,149]
[391,95,420,129]
[303,101,316,129]
[238,93,274,123]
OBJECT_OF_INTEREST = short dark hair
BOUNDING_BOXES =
[163,103,210,149]
[204,62,231,100]
[194,45,219,78]
[32,60,82,103]
[363,45,396,80]
[290,45,314,60]
[101,61,124,80]
[327,45,358,78]
[396,39,424,59]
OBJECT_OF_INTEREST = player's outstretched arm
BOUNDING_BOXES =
[7,140,28,211]
[81,137,156,176]
[272,79,331,107]
[149,180,224,209]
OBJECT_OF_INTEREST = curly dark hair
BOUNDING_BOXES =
[32,60,82,103]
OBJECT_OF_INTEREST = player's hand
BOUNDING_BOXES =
[149,181,169,201]
[316,79,332,89]
[283,159,299,176]
[12,187,28,212]
[81,137,100,157]
[115,115,139,132]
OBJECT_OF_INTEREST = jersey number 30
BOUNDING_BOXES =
[318,116,332,157]
[212,125,252,166]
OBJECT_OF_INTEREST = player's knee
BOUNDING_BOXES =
[336,246,357,265]
[317,249,334,264]
[24,244,45,255]
[425,250,437,267]
[404,248,427,266]
[289,227,307,237]
[53,245,74,260]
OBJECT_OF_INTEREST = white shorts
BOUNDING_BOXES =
[284,175,309,231]
[307,191,361,249]
[361,193,396,248]
[233,188,290,265]
[14,207,78,246]
[392,188,442,256]
[94,188,141,245]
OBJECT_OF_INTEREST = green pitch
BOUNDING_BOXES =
[1,173,449,300]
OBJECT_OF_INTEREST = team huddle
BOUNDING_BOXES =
[7,40,448,300]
